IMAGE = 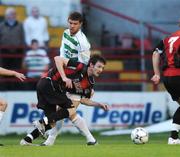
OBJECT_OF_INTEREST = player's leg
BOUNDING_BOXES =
[34,79,73,131]
[70,113,97,145]
[20,103,57,145]
[0,98,7,123]
[168,106,180,144]
[20,128,41,145]
[41,120,63,146]
[41,101,79,146]
[42,113,97,146]
[21,78,71,145]
[0,98,7,146]
[33,106,73,142]
[41,100,96,146]
[31,104,73,144]
[67,100,97,144]
[164,76,180,144]
[70,100,97,145]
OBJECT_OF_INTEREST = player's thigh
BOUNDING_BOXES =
[68,101,80,119]
[43,104,57,118]
[72,100,80,109]
[163,76,180,101]
[67,107,76,117]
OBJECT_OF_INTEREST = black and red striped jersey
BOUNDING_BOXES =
[43,59,94,98]
[155,35,180,76]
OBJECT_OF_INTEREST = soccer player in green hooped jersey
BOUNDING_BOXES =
[20,12,98,146]
[60,12,91,65]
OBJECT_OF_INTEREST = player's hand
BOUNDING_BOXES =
[151,74,160,84]
[14,72,26,82]
[62,77,73,88]
[99,103,109,111]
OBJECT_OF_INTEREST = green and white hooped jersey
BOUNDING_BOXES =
[60,29,91,65]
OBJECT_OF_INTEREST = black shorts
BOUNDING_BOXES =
[163,76,180,101]
[36,78,72,111]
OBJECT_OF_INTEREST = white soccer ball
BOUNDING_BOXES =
[131,127,149,144]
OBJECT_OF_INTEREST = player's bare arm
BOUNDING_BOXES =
[80,98,109,111]
[151,51,161,84]
[54,56,72,88]
[0,67,26,81]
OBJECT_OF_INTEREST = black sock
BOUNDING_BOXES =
[24,129,40,143]
[39,119,44,124]
[24,136,32,143]
[31,129,40,139]
[170,130,179,139]
[171,107,180,139]
[38,109,69,132]
[45,124,52,131]
[173,107,180,124]
[39,119,52,131]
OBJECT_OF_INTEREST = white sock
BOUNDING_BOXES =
[72,115,96,143]
[44,135,57,146]
[172,123,180,132]
[0,111,4,123]
[44,120,63,145]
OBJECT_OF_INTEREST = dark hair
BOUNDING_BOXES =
[31,39,38,45]
[68,12,83,23]
[89,54,106,66]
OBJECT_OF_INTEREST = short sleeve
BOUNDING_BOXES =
[67,59,87,73]
[77,32,91,64]
[67,59,79,67]
[154,40,164,54]
[60,32,65,57]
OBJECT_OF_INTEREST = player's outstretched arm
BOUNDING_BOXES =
[0,67,26,81]
[80,98,109,111]
[151,51,161,84]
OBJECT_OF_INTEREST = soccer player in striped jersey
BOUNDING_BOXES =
[20,55,108,146]
[151,30,180,144]
[60,12,90,64]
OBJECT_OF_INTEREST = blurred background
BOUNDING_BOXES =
[0,0,180,135]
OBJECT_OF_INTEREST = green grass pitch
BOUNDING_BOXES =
[0,133,180,157]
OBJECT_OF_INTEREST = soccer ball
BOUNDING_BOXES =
[131,127,149,144]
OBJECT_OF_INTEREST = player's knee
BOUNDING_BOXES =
[0,99,7,111]
[50,122,56,128]
[69,112,77,121]
[67,108,76,117]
